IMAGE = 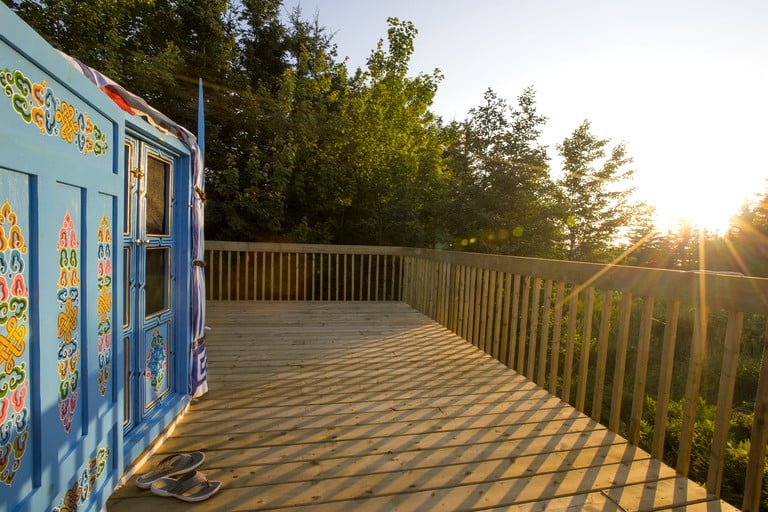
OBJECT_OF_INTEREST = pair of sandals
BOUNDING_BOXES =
[135,451,222,502]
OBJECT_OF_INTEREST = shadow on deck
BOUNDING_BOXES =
[107,301,737,511]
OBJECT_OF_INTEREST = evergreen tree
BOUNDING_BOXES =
[556,120,639,262]
[449,88,558,256]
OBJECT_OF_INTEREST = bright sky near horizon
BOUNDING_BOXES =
[283,0,768,234]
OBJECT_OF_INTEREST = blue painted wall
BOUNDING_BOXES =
[0,5,193,511]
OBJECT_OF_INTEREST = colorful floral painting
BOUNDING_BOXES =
[1,67,108,157]
[96,215,112,396]
[52,447,109,512]
[145,328,167,393]
[56,212,80,433]
[0,199,30,486]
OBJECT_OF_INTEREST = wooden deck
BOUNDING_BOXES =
[107,301,738,511]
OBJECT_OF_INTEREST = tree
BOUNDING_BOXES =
[330,17,446,246]
[556,120,640,262]
[723,187,768,277]
[446,88,559,257]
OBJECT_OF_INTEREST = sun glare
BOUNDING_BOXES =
[649,184,748,235]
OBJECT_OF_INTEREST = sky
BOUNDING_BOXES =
[282,0,768,233]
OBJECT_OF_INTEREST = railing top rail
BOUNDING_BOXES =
[206,240,404,256]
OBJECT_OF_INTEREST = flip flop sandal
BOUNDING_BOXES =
[150,470,222,502]
[135,451,206,489]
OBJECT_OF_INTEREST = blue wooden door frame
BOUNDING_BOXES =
[121,129,192,464]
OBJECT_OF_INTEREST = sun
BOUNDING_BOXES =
[646,181,748,235]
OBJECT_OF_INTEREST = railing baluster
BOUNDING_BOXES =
[562,286,579,403]
[367,254,372,301]
[493,270,504,360]
[342,253,347,300]
[517,276,531,375]
[269,252,275,300]
[576,287,595,412]
[225,250,231,300]
[651,300,680,458]
[335,252,340,300]
[707,310,744,495]
[629,296,655,444]
[500,272,512,365]
[235,251,241,300]
[260,251,266,300]
[549,281,565,396]
[507,274,521,369]
[479,269,491,353]
[461,266,471,341]
[218,251,225,300]
[677,305,708,476]
[609,292,633,432]
[244,251,250,300]
[527,277,542,379]
[309,253,315,300]
[591,289,613,422]
[393,256,398,302]
[537,279,553,387]
[457,265,466,338]
[468,267,478,345]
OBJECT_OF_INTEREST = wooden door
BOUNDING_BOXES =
[123,136,177,434]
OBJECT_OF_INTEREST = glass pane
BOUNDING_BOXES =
[123,247,130,328]
[145,248,169,317]
[146,155,170,235]
[124,143,132,235]
[123,336,130,427]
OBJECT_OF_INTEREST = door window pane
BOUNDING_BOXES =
[124,142,132,235]
[123,247,130,328]
[123,336,130,427]
[146,155,171,236]
[145,248,169,317]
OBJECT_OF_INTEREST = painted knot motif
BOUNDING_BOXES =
[0,67,108,157]
[0,199,30,486]
[52,447,109,512]
[56,212,80,433]
[145,328,167,393]
[96,215,112,396]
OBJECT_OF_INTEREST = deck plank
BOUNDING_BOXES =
[107,301,738,511]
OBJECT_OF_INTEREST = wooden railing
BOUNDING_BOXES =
[205,241,768,511]
[206,241,403,301]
